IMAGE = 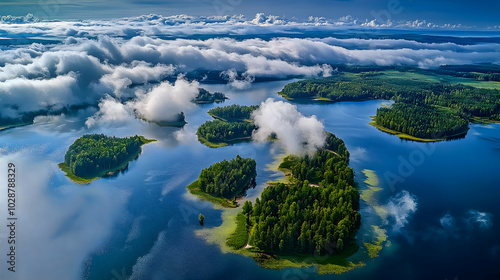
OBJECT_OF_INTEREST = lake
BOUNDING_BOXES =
[0,80,499,280]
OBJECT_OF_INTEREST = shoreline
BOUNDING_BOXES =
[194,151,366,275]
[197,135,252,148]
[186,180,238,208]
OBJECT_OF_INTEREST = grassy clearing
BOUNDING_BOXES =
[59,137,156,185]
[187,180,238,208]
[197,134,253,148]
[381,70,500,90]
[196,135,229,148]
[250,241,364,274]
[226,212,249,249]
[58,163,98,184]
[313,97,334,102]
[470,116,500,124]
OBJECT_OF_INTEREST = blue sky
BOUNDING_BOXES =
[0,0,498,27]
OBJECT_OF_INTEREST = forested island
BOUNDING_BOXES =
[59,134,155,184]
[374,103,469,140]
[187,155,257,207]
[194,88,227,104]
[225,132,361,271]
[197,105,258,147]
[208,104,259,122]
[279,69,500,141]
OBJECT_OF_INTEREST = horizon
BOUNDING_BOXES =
[0,0,499,29]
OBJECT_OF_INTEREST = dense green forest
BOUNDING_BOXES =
[375,103,469,139]
[62,134,153,179]
[194,88,227,104]
[198,155,257,198]
[197,120,255,145]
[208,104,259,122]
[232,132,360,255]
[188,155,257,207]
[435,65,500,82]
[197,105,258,147]
[279,71,500,139]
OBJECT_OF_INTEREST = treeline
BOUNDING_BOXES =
[280,72,500,139]
[376,103,469,139]
[64,134,148,178]
[197,120,255,144]
[239,132,360,255]
[436,65,500,82]
[194,88,227,104]
[198,155,257,199]
[208,104,259,121]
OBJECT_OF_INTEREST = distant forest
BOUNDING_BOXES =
[280,70,500,139]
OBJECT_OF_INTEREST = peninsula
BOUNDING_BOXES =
[279,67,500,141]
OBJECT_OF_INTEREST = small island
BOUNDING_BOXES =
[194,88,227,104]
[279,67,500,141]
[187,155,257,207]
[197,105,258,147]
[59,134,156,184]
[224,132,362,274]
[208,104,258,122]
[373,103,469,141]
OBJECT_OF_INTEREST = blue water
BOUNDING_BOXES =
[0,80,499,280]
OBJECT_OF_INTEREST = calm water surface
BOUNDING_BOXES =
[0,80,499,280]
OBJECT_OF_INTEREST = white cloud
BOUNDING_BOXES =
[1,14,500,122]
[95,62,175,97]
[0,149,129,280]
[0,74,80,118]
[466,210,493,229]
[349,147,368,163]
[422,210,494,241]
[85,95,135,128]
[132,76,199,122]
[220,69,254,90]
[384,190,418,232]
[439,213,455,229]
[252,98,326,155]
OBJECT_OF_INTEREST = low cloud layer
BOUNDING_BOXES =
[0,149,129,280]
[252,98,326,155]
[0,14,499,122]
[86,76,199,127]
